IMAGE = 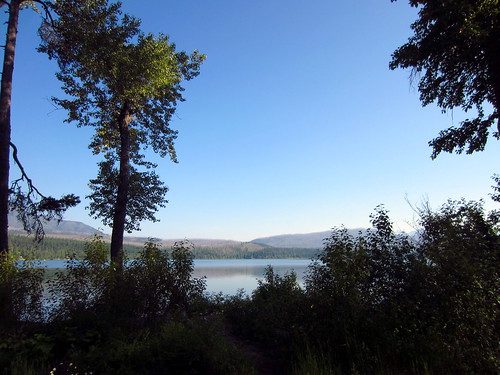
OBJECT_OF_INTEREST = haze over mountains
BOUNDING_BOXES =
[251,229,366,249]
[8,212,102,237]
[8,213,366,249]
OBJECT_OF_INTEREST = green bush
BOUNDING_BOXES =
[47,237,206,327]
[415,200,499,373]
[47,235,111,325]
[304,201,499,374]
[125,239,206,324]
[0,252,45,327]
[2,201,497,374]
[222,266,308,373]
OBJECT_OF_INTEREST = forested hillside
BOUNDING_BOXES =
[9,234,317,260]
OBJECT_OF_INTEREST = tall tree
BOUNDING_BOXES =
[0,0,79,256]
[41,0,205,266]
[390,0,500,158]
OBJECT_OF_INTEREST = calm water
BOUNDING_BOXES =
[35,259,311,295]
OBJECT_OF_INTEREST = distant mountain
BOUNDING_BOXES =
[123,236,265,250]
[251,228,367,249]
[8,212,370,250]
[8,212,102,238]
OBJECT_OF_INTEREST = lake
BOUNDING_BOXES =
[36,259,312,295]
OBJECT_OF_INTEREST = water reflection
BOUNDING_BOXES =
[193,259,310,295]
[34,259,312,296]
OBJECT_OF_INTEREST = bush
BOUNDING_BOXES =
[0,252,45,327]
[47,237,206,327]
[125,239,206,324]
[416,199,499,373]
[47,235,111,324]
[304,201,499,374]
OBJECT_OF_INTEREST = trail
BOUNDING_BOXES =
[219,317,286,375]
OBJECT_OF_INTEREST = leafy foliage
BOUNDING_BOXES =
[223,266,307,372]
[48,235,112,323]
[390,0,500,158]
[39,0,205,263]
[47,237,206,326]
[2,201,498,374]
[304,207,419,372]
[39,0,204,207]
[416,199,499,372]
[87,158,168,232]
[226,201,499,374]
[0,252,45,326]
[304,201,499,373]
[126,239,206,323]
[1,238,253,375]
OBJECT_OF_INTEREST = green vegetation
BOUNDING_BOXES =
[9,235,141,260]
[1,200,498,374]
[192,245,317,259]
[0,237,255,375]
[224,200,499,374]
[40,0,204,265]
[0,1,498,374]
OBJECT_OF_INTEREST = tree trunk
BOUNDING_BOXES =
[110,101,132,268]
[488,62,500,134]
[485,29,500,134]
[491,67,500,135]
[0,0,21,257]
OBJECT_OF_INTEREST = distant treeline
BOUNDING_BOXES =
[9,234,318,260]
[191,245,318,259]
[9,235,142,260]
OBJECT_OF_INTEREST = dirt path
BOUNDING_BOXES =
[219,318,287,375]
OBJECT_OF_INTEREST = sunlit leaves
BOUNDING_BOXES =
[41,0,205,163]
[41,0,205,235]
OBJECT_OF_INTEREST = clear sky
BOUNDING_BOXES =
[5,0,500,242]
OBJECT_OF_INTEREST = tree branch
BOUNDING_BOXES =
[31,0,54,26]
[10,141,45,198]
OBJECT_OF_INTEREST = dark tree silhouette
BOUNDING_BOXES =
[0,0,78,257]
[390,0,500,158]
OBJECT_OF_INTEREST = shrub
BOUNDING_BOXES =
[47,235,112,324]
[125,239,206,324]
[416,199,499,373]
[0,252,45,327]
[304,201,499,374]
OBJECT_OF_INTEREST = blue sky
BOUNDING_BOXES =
[6,0,500,241]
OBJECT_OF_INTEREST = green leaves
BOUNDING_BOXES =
[43,1,205,162]
[41,0,205,242]
[87,158,168,233]
[390,0,500,157]
[305,200,499,372]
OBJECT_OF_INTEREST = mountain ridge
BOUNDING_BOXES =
[8,214,363,249]
[8,212,102,238]
[251,228,367,249]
